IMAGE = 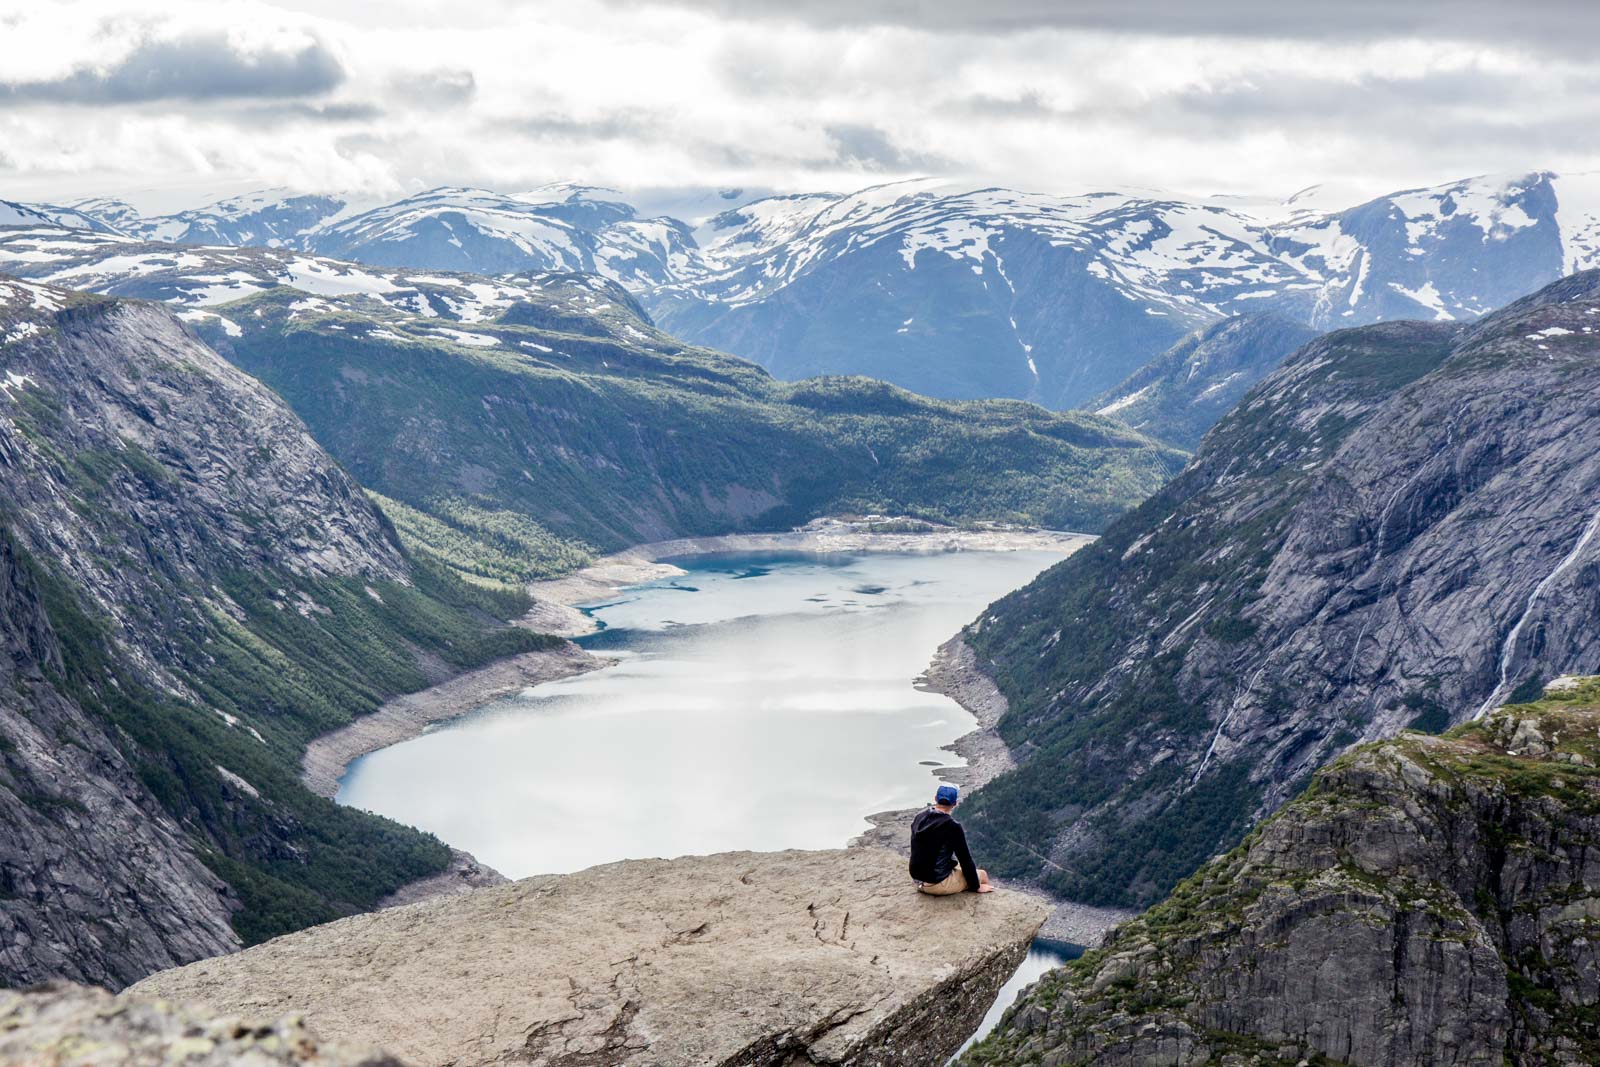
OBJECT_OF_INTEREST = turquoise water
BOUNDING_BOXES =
[337,550,1065,877]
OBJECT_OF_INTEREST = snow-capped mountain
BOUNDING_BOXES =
[8,169,1599,412]
[70,190,353,247]
[1088,313,1319,450]
[0,198,116,233]
[646,171,1600,407]
[0,226,658,346]
[303,184,700,287]
[62,184,700,288]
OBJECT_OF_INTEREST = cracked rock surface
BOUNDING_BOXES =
[128,848,1047,1067]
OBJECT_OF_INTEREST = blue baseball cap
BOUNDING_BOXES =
[935,785,959,806]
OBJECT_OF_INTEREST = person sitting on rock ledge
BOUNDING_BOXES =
[910,785,992,895]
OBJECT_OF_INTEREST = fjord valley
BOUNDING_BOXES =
[6,6,1600,1058]
[0,222,1174,989]
[4,181,1600,1064]
[5,204,1600,1067]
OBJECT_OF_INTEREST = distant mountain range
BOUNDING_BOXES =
[4,170,1598,413]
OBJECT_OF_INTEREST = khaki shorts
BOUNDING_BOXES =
[917,869,968,895]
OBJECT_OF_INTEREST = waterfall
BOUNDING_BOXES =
[1474,501,1600,719]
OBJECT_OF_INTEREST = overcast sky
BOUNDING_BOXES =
[2,0,1598,213]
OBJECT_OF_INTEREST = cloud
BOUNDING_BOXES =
[0,30,344,104]
[0,0,1596,211]
[390,68,476,107]
[824,124,949,171]
[498,109,660,141]
[234,101,385,125]
[618,0,1600,49]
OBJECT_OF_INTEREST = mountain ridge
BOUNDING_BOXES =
[955,268,1600,908]
[24,169,1600,412]
[962,678,1600,1067]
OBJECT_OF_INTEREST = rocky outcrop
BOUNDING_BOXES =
[962,679,1600,1067]
[959,269,1600,907]
[0,982,401,1066]
[130,848,1048,1067]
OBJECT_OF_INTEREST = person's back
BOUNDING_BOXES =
[909,785,991,895]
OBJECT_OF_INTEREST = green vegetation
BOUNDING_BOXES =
[196,291,1184,560]
[370,492,593,590]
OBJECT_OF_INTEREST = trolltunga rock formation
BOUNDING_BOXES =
[128,848,1047,1066]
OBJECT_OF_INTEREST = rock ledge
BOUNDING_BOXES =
[129,848,1047,1067]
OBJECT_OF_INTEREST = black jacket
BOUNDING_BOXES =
[909,807,979,892]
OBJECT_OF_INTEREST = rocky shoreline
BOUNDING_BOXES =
[299,643,606,799]
[306,518,1086,798]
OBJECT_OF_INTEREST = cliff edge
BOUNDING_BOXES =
[128,848,1047,1066]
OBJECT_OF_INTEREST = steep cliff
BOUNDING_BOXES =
[130,849,1048,1067]
[959,270,1600,907]
[0,279,553,988]
[963,679,1600,1067]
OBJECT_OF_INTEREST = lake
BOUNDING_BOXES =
[337,548,1073,1045]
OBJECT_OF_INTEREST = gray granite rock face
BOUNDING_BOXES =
[960,269,1600,907]
[130,848,1048,1067]
[0,530,242,990]
[0,279,445,988]
[962,683,1600,1066]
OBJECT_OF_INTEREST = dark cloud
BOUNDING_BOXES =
[0,32,343,105]
[618,0,1600,49]
[499,109,659,140]
[1120,69,1597,152]
[942,65,1599,146]
[391,68,476,108]
[233,101,385,126]
[824,124,949,171]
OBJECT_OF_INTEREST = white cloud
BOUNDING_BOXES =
[0,0,1596,210]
